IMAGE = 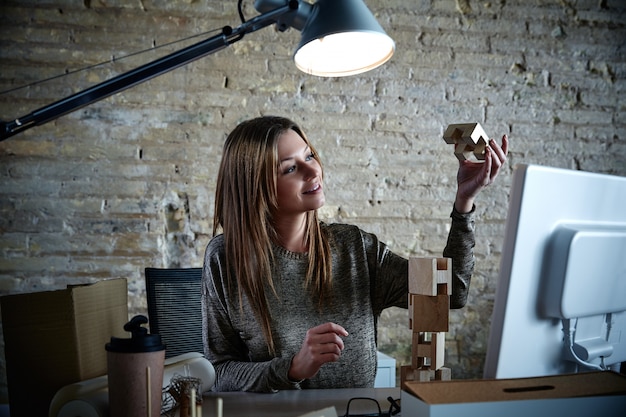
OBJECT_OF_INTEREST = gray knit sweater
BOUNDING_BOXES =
[201,207,475,392]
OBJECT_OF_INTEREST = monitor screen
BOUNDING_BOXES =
[484,164,626,379]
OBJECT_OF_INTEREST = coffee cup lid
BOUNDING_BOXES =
[105,315,166,353]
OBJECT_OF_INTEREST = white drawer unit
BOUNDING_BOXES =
[374,351,397,388]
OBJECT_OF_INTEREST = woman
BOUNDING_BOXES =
[202,116,508,392]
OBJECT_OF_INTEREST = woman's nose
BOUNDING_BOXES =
[301,161,320,179]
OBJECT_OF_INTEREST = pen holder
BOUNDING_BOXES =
[106,315,166,417]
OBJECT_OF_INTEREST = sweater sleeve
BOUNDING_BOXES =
[365,203,476,314]
[201,236,300,392]
[443,205,476,309]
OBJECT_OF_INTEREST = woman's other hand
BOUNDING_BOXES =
[288,322,349,381]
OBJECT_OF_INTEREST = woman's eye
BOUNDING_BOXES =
[284,166,295,174]
[306,153,315,161]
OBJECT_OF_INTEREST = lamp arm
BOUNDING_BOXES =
[0,1,299,142]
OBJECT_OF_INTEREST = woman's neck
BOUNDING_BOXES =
[274,213,308,253]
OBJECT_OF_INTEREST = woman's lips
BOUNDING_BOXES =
[304,183,321,194]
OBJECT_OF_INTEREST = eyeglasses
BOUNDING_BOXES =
[341,396,401,417]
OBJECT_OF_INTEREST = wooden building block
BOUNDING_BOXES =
[413,333,431,355]
[411,333,431,368]
[443,122,489,161]
[417,369,433,382]
[408,293,450,332]
[411,332,447,370]
[408,257,452,296]
[435,367,452,381]
[412,332,429,368]
[400,365,413,385]
[401,366,433,385]
[432,332,446,370]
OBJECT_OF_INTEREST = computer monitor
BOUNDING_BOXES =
[483,164,626,379]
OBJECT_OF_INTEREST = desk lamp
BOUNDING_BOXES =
[0,0,394,141]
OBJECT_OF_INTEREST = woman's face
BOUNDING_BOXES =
[274,129,325,216]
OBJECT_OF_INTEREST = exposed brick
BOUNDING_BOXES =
[0,0,625,398]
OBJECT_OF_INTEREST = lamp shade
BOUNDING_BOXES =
[294,0,395,77]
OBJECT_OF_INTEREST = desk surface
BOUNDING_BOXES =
[202,387,401,417]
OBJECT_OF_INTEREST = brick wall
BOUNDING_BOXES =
[1,0,625,400]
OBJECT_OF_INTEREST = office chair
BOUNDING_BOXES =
[144,267,204,359]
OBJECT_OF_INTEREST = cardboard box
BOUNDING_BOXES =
[401,371,626,417]
[1,278,128,417]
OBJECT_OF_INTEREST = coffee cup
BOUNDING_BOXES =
[106,315,165,417]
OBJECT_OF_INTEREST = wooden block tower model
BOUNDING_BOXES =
[443,123,489,161]
[401,257,453,384]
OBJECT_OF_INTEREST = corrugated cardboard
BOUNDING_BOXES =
[1,278,128,417]
[401,371,626,417]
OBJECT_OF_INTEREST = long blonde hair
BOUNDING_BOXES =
[213,116,332,353]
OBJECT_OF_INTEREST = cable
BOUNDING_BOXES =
[238,0,246,23]
[563,318,605,371]
[0,26,224,96]
[605,312,614,343]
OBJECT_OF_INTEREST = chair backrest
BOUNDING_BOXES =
[144,267,203,359]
